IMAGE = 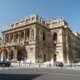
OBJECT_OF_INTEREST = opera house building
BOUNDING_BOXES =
[0,14,80,63]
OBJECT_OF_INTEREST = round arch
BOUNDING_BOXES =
[53,33,57,42]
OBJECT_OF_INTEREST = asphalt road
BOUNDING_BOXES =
[0,68,80,80]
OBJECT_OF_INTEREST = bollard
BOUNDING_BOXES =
[19,62,20,66]
[25,63,26,67]
[39,63,40,67]
[29,61,32,67]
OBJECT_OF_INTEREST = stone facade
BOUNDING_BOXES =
[0,14,80,63]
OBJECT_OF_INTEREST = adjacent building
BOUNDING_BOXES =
[0,14,80,63]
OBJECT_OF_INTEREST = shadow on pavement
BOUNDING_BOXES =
[0,74,44,80]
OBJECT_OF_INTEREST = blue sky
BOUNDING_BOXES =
[0,0,80,36]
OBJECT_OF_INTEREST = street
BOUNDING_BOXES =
[0,67,80,80]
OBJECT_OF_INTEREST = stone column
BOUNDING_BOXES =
[7,48,10,61]
[17,31,19,43]
[3,34,7,43]
[9,34,11,43]
[24,29,26,42]
[30,28,32,40]
[9,33,10,43]
[13,32,14,43]
[13,32,16,42]
[1,52,4,61]
[34,27,36,40]
[13,48,18,61]
[66,46,69,63]
[3,34,5,44]
[18,31,20,42]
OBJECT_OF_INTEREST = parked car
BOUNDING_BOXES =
[0,61,11,67]
[54,61,63,67]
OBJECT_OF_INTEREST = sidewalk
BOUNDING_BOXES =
[11,62,80,70]
[0,65,80,71]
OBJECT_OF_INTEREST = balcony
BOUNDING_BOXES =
[0,42,20,47]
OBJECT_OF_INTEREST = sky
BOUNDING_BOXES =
[0,0,80,36]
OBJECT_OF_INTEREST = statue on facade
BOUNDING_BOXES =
[31,29,34,39]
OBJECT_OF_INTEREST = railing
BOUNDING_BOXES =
[11,61,80,69]
[0,42,20,47]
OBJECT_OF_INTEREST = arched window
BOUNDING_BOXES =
[68,33,70,43]
[53,33,57,42]
[21,31,24,39]
[26,29,29,39]
[43,32,46,41]
[10,33,13,42]
[6,34,9,42]
[9,50,13,60]
[11,50,13,59]
[15,32,18,42]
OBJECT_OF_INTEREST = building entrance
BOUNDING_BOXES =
[17,50,25,61]
[53,54,57,62]
[43,54,46,62]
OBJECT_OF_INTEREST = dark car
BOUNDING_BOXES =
[0,61,11,67]
[54,61,63,67]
